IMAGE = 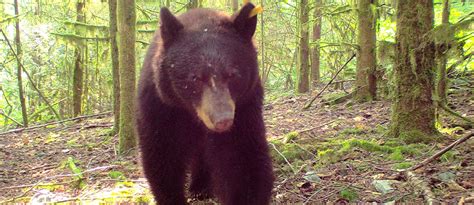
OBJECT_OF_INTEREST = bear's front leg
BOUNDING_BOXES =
[138,103,204,205]
[207,101,274,205]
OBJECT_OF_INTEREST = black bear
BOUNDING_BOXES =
[136,3,274,205]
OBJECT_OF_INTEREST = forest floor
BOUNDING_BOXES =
[0,77,473,204]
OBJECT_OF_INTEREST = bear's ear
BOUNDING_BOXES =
[160,7,183,48]
[232,3,257,40]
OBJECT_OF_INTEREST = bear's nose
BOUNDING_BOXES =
[214,118,233,132]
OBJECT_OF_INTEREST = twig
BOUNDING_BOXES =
[0,112,112,136]
[303,53,356,110]
[269,142,296,174]
[407,132,473,171]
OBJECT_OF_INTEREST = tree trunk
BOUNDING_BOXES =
[437,0,449,105]
[109,0,120,134]
[232,0,238,12]
[297,0,310,93]
[72,1,85,116]
[187,0,202,10]
[14,0,28,127]
[311,0,322,85]
[118,0,137,154]
[390,0,437,141]
[354,0,377,102]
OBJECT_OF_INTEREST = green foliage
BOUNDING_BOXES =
[66,156,86,189]
[339,127,366,136]
[269,140,312,164]
[440,151,457,162]
[108,171,125,180]
[283,131,299,143]
[340,187,358,202]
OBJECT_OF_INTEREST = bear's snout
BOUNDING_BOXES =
[196,85,235,132]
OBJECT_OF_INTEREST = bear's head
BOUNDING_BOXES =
[154,3,260,133]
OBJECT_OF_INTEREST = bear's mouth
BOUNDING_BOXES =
[195,85,235,133]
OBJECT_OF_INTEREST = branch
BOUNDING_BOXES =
[303,53,356,109]
[50,32,110,41]
[63,21,108,30]
[0,112,111,136]
[407,132,473,171]
[269,142,296,174]
[0,111,23,126]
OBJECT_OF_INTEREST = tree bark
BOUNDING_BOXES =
[311,0,322,85]
[14,0,28,127]
[436,0,449,105]
[298,0,310,93]
[354,0,377,102]
[118,0,137,154]
[72,1,85,116]
[109,0,120,134]
[390,0,437,140]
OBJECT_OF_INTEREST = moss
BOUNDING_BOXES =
[318,148,335,158]
[375,124,388,134]
[269,140,311,164]
[344,139,392,153]
[283,131,299,144]
[440,151,456,162]
[392,162,413,170]
[389,149,404,161]
[399,130,433,144]
[322,92,347,103]
[340,188,358,202]
[339,139,422,161]
[339,127,366,136]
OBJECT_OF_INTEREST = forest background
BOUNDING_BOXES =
[0,0,473,203]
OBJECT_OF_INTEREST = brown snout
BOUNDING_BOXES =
[196,85,235,133]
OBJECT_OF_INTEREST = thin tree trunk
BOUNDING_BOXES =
[311,0,322,85]
[298,0,310,93]
[232,0,238,12]
[72,1,85,116]
[14,0,28,127]
[109,0,120,134]
[437,0,449,105]
[354,0,377,102]
[390,0,437,140]
[118,0,137,154]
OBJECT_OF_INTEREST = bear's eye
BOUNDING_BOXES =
[225,69,240,80]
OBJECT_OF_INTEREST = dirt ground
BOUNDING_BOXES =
[0,81,473,204]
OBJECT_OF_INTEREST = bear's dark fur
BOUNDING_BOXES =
[136,3,274,205]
